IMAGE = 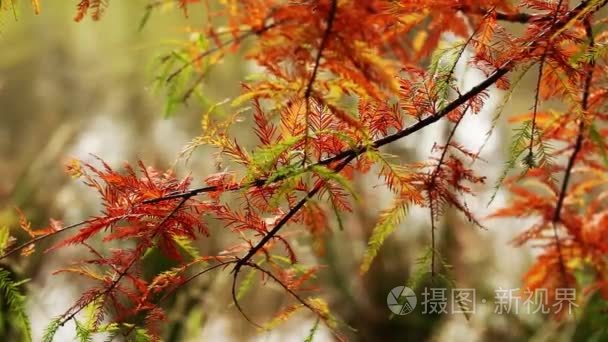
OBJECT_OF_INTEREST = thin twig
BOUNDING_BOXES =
[233,153,356,274]
[425,12,486,276]
[457,5,536,23]
[231,262,264,329]
[528,54,547,165]
[165,20,283,84]
[428,105,469,277]
[528,0,565,166]
[236,262,323,326]
[119,259,236,340]
[58,195,193,327]
[0,219,91,260]
[303,0,338,166]
[550,19,595,286]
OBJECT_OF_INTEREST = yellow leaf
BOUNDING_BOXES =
[413,31,427,52]
[20,244,35,257]
[360,198,408,274]
[64,158,83,179]
[31,0,40,14]
[0,225,12,254]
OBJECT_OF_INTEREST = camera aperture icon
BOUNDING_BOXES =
[387,286,417,315]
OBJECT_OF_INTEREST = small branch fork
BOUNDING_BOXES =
[232,153,356,275]
[231,261,327,330]
[428,105,469,277]
[164,19,283,84]
[426,10,488,277]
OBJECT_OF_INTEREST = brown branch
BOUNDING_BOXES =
[231,265,264,329]
[457,5,536,23]
[145,62,513,205]
[165,20,284,84]
[528,54,547,166]
[233,153,356,274]
[226,0,608,281]
[428,105,469,277]
[233,262,325,329]
[144,0,606,207]
[550,19,595,286]
[495,11,535,23]
[143,181,260,204]
[528,0,566,167]
[1,212,163,261]
[0,219,91,260]
[12,0,600,274]
[304,0,338,102]
[303,0,338,166]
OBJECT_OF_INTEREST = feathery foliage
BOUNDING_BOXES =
[3,0,608,339]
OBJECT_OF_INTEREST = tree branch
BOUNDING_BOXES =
[0,219,90,260]
[226,0,607,283]
[233,153,356,273]
[550,19,595,286]
[144,0,607,207]
[457,5,536,23]
[303,0,338,165]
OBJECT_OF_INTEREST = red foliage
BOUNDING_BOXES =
[5,0,608,339]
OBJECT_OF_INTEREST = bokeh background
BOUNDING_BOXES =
[0,1,579,341]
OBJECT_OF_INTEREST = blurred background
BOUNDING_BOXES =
[0,1,578,341]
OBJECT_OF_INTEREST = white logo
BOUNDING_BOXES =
[387,286,417,315]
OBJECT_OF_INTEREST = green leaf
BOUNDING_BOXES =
[489,119,555,205]
[236,268,257,301]
[360,199,408,274]
[589,124,608,167]
[329,196,345,231]
[477,63,532,159]
[265,163,305,184]
[138,7,152,32]
[249,135,303,176]
[0,268,31,341]
[98,323,121,342]
[310,164,358,201]
[74,298,104,341]
[134,328,152,342]
[0,225,10,254]
[407,248,455,290]
[573,291,608,342]
[429,41,464,110]
[303,318,320,342]
[173,236,200,260]
[75,319,93,342]
[42,317,61,342]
